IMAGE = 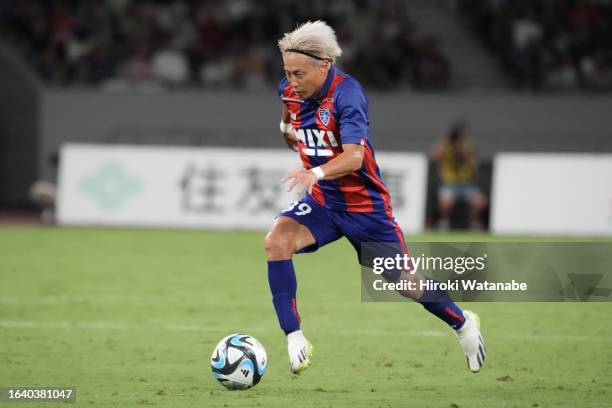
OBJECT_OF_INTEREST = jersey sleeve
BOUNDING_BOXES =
[335,80,369,145]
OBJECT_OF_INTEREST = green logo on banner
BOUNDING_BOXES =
[80,162,141,209]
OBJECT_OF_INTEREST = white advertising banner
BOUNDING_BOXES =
[57,144,427,232]
[491,153,612,236]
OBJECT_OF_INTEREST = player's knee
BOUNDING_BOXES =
[264,231,296,259]
[396,273,423,301]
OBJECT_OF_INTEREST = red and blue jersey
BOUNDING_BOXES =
[278,66,391,213]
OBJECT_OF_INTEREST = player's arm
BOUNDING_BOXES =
[283,82,367,194]
[315,143,364,179]
[280,105,298,152]
[282,143,364,194]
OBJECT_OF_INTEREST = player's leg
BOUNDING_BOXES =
[264,197,342,374]
[265,215,316,260]
[413,273,486,372]
[264,216,315,374]
[340,210,486,372]
[265,215,316,336]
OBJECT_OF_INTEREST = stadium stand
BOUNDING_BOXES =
[0,0,452,90]
[458,0,612,91]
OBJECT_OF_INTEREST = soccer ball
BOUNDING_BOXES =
[210,333,267,390]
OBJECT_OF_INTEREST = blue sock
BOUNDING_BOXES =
[419,278,466,330]
[268,259,301,335]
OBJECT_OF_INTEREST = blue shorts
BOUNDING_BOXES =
[278,195,407,268]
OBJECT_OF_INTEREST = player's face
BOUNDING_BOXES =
[283,53,331,100]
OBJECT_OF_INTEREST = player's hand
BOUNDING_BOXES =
[281,130,299,152]
[282,169,318,194]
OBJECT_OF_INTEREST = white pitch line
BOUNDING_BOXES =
[0,294,158,304]
[0,320,268,333]
[0,320,610,342]
[1,294,609,315]
[0,295,369,311]
[0,320,129,331]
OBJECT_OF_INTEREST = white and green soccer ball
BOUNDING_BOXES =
[210,333,267,390]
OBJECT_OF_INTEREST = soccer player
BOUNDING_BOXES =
[265,21,486,374]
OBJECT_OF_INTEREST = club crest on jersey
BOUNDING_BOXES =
[318,107,330,126]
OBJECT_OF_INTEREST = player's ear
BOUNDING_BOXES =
[320,60,331,72]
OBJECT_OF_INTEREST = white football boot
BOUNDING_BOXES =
[287,330,313,374]
[455,310,486,373]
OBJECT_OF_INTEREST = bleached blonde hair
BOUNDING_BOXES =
[278,20,343,63]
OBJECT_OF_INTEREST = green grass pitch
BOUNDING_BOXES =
[1,226,611,407]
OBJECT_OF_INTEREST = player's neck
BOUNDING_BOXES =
[308,67,334,101]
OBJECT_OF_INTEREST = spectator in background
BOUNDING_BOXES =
[119,43,154,83]
[459,0,612,92]
[511,8,543,90]
[151,38,189,87]
[415,35,451,89]
[1,0,452,91]
[431,120,487,230]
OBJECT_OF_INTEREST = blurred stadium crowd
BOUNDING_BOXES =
[460,0,612,91]
[1,0,610,92]
[0,0,450,90]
